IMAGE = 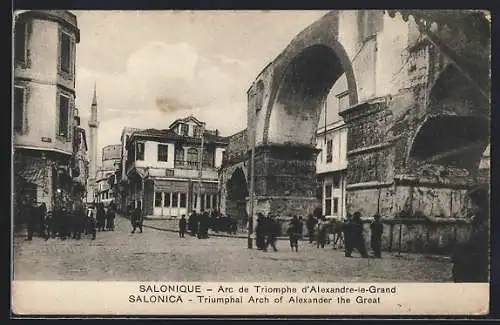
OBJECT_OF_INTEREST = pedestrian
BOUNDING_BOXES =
[345,211,368,258]
[316,216,328,248]
[96,203,105,232]
[255,213,266,250]
[298,216,304,239]
[106,205,115,231]
[58,206,69,240]
[452,188,489,282]
[179,215,187,238]
[38,202,47,238]
[86,208,97,240]
[306,214,316,244]
[370,214,383,258]
[288,215,301,252]
[131,203,143,233]
[265,215,279,252]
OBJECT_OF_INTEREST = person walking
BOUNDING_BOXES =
[255,213,266,250]
[265,215,279,252]
[288,215,301,252]
[345,212,368,258]
[96,203,105,232]
[306,214,316,244]
[316,216,328,249]
[131,203,143,233]
[38,202,47,238]
[106,205,115,231]
[179,215,187,238]
[370,214,383,258]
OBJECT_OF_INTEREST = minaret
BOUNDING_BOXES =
[88,82,99,202]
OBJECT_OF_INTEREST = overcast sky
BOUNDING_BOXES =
[74,10,329,154]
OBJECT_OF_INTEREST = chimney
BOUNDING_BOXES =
[216,129,219,136]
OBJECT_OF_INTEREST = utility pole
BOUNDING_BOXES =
[248,91,256,249]
[198,124,205,213]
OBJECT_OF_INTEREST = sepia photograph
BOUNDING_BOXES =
[11,9,491,316]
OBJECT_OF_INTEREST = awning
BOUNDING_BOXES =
[16,165,47,187]
[128,167,148,179]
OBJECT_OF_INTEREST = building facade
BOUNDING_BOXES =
[124,116,228,217]
[13,10,86,222]
[95,144,120,204]
[315,74,349,219]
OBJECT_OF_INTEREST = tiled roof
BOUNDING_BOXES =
[130,128,228,145]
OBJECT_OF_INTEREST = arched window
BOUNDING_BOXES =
[187,148,198,168]
[175,147,185,166]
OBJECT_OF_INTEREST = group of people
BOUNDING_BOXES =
[177,210,238,239]
[255,213,281,252]
[252,210,384,258]
[21,201,119,241]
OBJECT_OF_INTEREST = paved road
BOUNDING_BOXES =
[13,216,452,282]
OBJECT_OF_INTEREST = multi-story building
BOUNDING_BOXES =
[95,144,120,204]
[13,10,83,221]
[315,74,349,219]
[115,127,141,211]
[124,116,228,217]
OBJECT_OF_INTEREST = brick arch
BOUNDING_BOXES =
[262,40,357,146]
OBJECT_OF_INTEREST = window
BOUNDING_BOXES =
[333,174,341,188]
[193,194,198,208]
[60,31,72,73]
[181,124,189,136]
[163,192,171,207]
[135,142,145,161]
[172,192,179,207]
[333,198,339,214]
[14,86,25,132]
[325,185,332,216]
[326,139,333,163]
[200,194,205,211]
[175,147,184,165]
[202,148,212,167]
[205,195,211,209]
[157,144,169,162]
[180,193,187,208]
[154,192,162,207]
[15,21,28,64]
[187,148,198,166]
[58,94,70,137]
[212,195,217,210]
[192,125,200,137]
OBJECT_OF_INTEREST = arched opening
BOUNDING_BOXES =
[225,167,249,220]
[409,63,490,171]
[266,44,357,146]
[409,116,489,170]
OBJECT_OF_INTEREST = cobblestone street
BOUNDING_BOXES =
[13,216,452,282]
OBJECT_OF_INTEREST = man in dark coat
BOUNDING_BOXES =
[452,188,489,282]
[370,214,383,258]
[38,202,47,238]
[306,214,316,244]
[255,213,266,250]
[179,215,187,238]
[265,215,279,252]
[288,215,301,252]
[131,204,143,233]
[345,212,368,258]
